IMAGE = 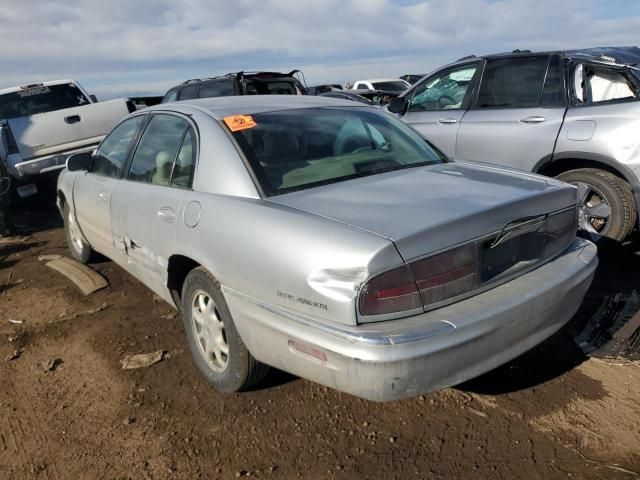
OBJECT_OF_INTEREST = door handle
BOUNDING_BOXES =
[98,192,109,201]
[157,207,176,223]
[437,118,458,125]
[65,115,81,124]
[520,116,546,124]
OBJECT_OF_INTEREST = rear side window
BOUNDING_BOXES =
[199,80,235,98]
[127,114,190,185]
[171,128,197,188]
[92,116,146,178]
[0,83,91,119]
[476,56,549,108]
[178,85,199,100]
[573,64,637,104]
[540,55,565,107]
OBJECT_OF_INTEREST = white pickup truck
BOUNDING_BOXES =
[0,79,134,197]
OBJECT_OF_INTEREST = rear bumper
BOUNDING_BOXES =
[224,238,597,401]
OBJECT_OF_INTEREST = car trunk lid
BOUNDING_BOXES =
[268,161,577,262]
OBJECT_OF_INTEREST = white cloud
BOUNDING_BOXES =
[0,0,638,96]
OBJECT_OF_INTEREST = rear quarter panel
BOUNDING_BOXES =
[172,192,402,326]
[556,101,640,173]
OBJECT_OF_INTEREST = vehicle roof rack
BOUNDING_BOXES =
[456,55,476,61]
[512,49,532,54]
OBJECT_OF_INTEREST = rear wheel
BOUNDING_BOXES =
[181,267,269,392]
[556,168,636,244]
[63,202,94,263]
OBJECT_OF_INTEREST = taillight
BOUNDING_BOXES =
[410,244,477,307]
[358,244,478,318]
[358,265,422,316]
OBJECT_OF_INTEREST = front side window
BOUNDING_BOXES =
[128,114,190,185]
[228,107,444,196]
[573,64,637,104]
[0,83,91,119]
[476,56,549,108]
[409,64,478,111]
[92,115,146,178]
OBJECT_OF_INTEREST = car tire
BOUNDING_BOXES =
[556,168,636,244]
[63,202,95,264]
[181,266,269,392]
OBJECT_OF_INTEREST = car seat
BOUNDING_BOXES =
[151,151,173,185]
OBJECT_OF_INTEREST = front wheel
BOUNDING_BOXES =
[181,267,269,392]
[556,168,636,244]
[63,202,95,263]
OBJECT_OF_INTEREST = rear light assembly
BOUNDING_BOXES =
[359,244,477,317]
[358,207,577,321]
[358,265,422,316]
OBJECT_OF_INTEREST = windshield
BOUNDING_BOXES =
[371,81,408,92]
[228,107,445,195]
[0,84,90,119]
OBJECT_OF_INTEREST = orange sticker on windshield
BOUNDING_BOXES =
[223,114,257,132]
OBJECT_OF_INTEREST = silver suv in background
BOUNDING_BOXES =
[388,47,640,244]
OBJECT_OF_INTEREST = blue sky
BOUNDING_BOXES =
[0,0,639,99]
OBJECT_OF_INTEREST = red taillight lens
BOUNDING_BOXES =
[359,265,421,316]
[409,244,477,307]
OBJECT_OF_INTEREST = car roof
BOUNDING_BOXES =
[449,46,640,67]
[148,94,368,119]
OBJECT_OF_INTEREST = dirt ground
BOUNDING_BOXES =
[1,204,640,480]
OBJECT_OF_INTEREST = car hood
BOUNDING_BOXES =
[268,161,577,261]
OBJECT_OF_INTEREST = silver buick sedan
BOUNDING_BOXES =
[57,96,597,401]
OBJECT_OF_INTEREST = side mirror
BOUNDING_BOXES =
[89,94,98,102]
[388,97,407,114]
[66,152,92,172]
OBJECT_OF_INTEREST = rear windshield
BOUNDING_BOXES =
[0,84,90,119]
[244,79,299,95]
[228,107,444,195]
[371,81,408,92]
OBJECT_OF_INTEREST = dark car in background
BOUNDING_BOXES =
[161,71,307,103]
[308,84,343,95]
[319,90,374,105]
[400,74,427,85]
